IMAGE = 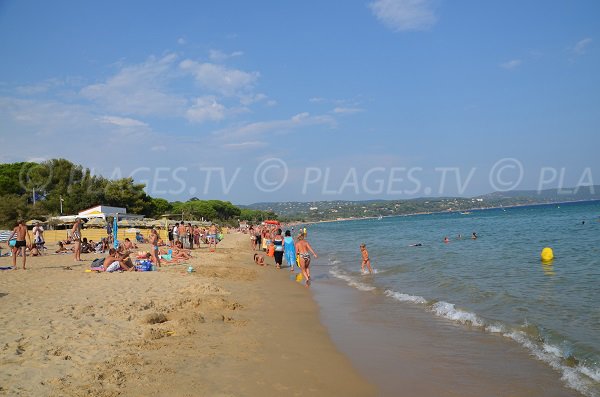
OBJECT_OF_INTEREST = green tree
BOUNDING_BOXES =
[149,198,172,218]
[104,178,152,215]
[0,194,29,228]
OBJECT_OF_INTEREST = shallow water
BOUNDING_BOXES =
[304,201,600,397]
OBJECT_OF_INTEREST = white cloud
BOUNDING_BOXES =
[222,141,267,150]
[500,59,522,70]
[369,0,438,32]
[573,37,592,55]
[209,49,244,62]
[186,96,227,123]
[81,53,186,117]
[333,106,364,114]
[177,37,187,45]
[239,93,268,106]
[16,78,63,96]
[214,112,336,140]
[179,59,259,96]
[99,115,148,127]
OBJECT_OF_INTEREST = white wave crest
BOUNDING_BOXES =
[329,268,375,291]
[430,301,484,327]
[384,289,427,304]
[504,331,595,397]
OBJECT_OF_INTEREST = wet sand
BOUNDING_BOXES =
[0,234,375,396]
[311,274,584,397]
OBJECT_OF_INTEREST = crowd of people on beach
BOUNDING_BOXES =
[2,218,223,272]
[248,223,318,286]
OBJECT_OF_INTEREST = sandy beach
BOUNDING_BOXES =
[0,233,375,396]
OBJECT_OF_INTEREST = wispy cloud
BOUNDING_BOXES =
[99,115,148,127]
[186,96,227,123]
[500,59,522,70]
[222,141,267,150]
[214,112,337,140]
[81,53,186,117]
[209,49,244,62]
[369,0,438,32]
[15,78,63,96]
[179,59,259,97]
[333,106,364,114]
[573,37,592,55]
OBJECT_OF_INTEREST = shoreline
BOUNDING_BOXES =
[0,233,375,396]
[286,198,600,227]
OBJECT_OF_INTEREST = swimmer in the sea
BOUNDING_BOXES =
[409,243,423,247]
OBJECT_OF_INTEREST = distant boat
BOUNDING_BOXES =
[460,212,471,215]
[377,215,383,220]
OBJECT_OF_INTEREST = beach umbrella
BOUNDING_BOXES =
[117,219,133,227]
[148,219,168,227]
[85,217,107,227]
[113,217,119,249]
[25,219,45,226]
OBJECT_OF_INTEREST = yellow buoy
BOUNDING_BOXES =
[540,247,554,262]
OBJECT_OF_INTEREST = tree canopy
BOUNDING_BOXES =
[0,159,275,228]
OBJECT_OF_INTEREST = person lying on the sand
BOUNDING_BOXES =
[28,243,41,257]
[170,247,191,261]
[173,241,192,255]
[254,253,265,266]
[55,241,71,254]
[123,238,137,250]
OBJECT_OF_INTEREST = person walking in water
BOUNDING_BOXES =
[295,233,317,286]
[360,243,373,274]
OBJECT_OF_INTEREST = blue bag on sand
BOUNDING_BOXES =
[135,260,153,271]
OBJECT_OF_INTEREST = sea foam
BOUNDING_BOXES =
[329,267,376,292]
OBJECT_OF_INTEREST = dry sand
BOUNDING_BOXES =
[0,234,375,396]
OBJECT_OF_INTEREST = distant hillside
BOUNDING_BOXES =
[477,185,600,201]
[242,186,600,222]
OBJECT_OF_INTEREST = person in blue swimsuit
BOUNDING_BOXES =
[283,230,296,272]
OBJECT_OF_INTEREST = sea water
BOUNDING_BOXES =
[305,201,600,396]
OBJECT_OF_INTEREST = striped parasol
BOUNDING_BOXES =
[0,230,12,242]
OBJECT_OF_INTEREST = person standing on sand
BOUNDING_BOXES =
[295,233,317,286]
[71,218,82,262]
[360,243,373,274]
[32,222,45,253]
[178,222,186,245]
[272,228,284,269]
[283,230,296,272]
[208,224,218,251]
[8,220,29,269]
[149,228,161,267]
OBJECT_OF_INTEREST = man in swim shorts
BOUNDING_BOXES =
[9,220,29,270]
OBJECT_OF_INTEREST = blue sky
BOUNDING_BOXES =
[0,0,598,204]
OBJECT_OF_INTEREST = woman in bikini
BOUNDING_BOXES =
[71,218,82,262]
[295,233,317,285]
